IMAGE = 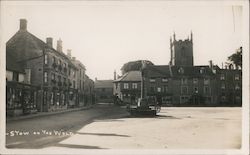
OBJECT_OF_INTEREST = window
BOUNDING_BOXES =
[204,78,210,85]
[150,78,156,82]
[181,78,188,85]
[181,86,188,94]
[150,86,155,92]
[44,54,48,64]
[162,85,168,92]
[235,74,240,80]
[235,83,240,90]
[221,83,225,89]
[157,87,161,92]
[220,74,225,80]
[193,78,198,84]
[162,78,168,82]
[44,72,48,83]
[200,68,205,74]
[194,87,198,93]
[204,86,210,94]
[132,83,138,89]
[124,83,129,89]
[73,81,76,89]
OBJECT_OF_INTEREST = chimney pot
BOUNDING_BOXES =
[20,19,27,31]
[46,37,53,48]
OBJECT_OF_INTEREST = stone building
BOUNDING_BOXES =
[71,58,86,107]
[6,19,92,114]
[6,51,38,116]
[84,75,95,106]
[114,32,242,107]
[94,79,114,103]
[113,71,141,104]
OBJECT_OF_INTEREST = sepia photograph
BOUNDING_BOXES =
[0,0,249,154]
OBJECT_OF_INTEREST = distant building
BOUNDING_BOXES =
[114,32,242,107]
[84,75,95,105]
[94,79,114,103]
[113,71,142,104]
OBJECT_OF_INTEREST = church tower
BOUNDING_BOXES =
[170,32,194,66]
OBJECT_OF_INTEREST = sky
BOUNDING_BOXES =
[1,1,245,80]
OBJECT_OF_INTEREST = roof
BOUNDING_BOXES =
[6,30,46,62]
[144,65,172,78]
[114,71,141,82]
[94,80,114,88]
[144,65,217,78]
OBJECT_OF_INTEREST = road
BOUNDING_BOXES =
[6,103,241,149]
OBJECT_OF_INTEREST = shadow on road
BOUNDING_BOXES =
[75,132,130,137]
[54,143,106,149]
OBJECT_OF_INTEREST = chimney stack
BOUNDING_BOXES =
[20,19,27,31]
[46,37,53,48]
[67,49,72,58]
[57,39,63,52]
[114,70,117,80]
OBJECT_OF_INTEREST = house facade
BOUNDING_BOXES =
[94,79,114,103]
[6,19,94,115]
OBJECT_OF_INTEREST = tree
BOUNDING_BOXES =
[228,47,242,69]
[121,60,154,74]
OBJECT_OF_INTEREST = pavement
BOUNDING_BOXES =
[6,105,93,122]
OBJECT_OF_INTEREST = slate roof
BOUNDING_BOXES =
[114,71,141,82]
[94,80,114,88]
[6,30,46,62]
[144,65,217,78]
